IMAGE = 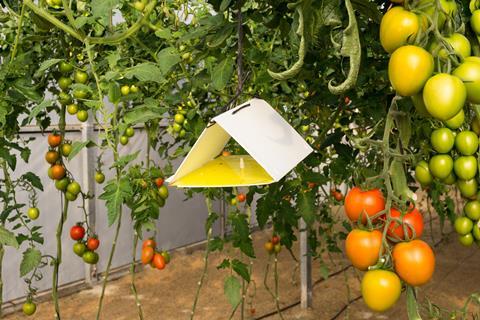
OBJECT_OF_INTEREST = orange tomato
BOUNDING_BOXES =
[152,252,166,270]
[48,133,62,147]
[345,229,383,270]
[388,207,424,240]
[51,164,66,180]
[142,238,156,249]
[393,239,435,286]
[45,150,59,164]
[237,193,246,203]
[141,246,154,265]
[344,187,385,223]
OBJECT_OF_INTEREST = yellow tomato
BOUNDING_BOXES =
[361,270,402,312]
[380,7,420,53]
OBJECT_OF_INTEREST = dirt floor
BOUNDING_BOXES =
[5,204,480,320]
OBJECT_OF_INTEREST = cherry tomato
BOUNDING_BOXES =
[361,270,401,312]
[152,253,166,270]
[67,104,78,115]
[222,150,232,157]
[454,217,474,235]
[388,207,424,240]
[74,70,88,84]
[464,200,480,220]
[67,181,81,195]
[120,136,129,145]
[158,185,169,199]
[393,239,435,286]
[61,143,72,157]
[428,155,453,179]
[155,177,164,187]
[415,160,433,186]
[388,45,434,97]
[45,150,60,164]
[237,193,246,202]
[87,237,100,251]
[423,73,466,121]
[455,131,479,156]
[345,229,382,270]
[430,128,454,153]
[95,172,105,184]
[22,302,36,316]
[51,164,66,180]
[48,133,62,147]
[453,156,477,180]
[73,242,87,257]
[264,241,274,253]
[27,207,39,220]
[380,7,419,53]
[70,224,85,241]
[344,187,385,223]
[141,246,155,265]
[83,251,99,264]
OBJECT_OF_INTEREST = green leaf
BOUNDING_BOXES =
[20,248,41,277]
[0,146,16,170]
[27,99,53,124]
[68,140,96,161]
[156,47,181,74]
[124,63,165,83]
[351,0,382,24]
[99,177,132,226]
[224,276,241,307]
[390,158,414,200]
[232,259,250,282]
[0,225,19,248]
[154,28,172,40]
[219,0,232,11]
[123,105,168,125]
[21,172,43,191]
[395,112,412,147]
[12,79,42,102]
[207,24,235,48]
[34,58,62,77]
[298,191,315,226]
[406,286,423,320]
[112,151,139,169]
[91,0,120,19]
[212,58,234,91]
[108,82,121,104]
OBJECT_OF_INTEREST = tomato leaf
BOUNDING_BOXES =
[34,58,62,78]
[20,248,41,277]
[156,47,181,74]
[67,140,96,161]
[351,0,382,24]
[27,99,53,124]
[0,225,18,249]
[232,259,250,282]
[124,63,165,83]
[21,172,43,191]
[112,151,140,169]
[212,58,234,91]
[224,276,242,307]
[99,177,132,226]
[297,191,315,227]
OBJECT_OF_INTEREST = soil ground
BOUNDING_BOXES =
[5,203,480,320]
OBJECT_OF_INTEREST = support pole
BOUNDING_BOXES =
[299,218,312,309]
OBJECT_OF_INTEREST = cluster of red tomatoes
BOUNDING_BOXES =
[344,187,435,312]
[140,238,171,270]
[70,223,100,264]
[57,61,91,123]
[264,234,281,255]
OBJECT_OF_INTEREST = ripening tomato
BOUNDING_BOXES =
[70,224,85,241]
[271,235,280,245]
[344,187,385,223]
[48,133,62,147]
[430,127,454,153]
[428,155,453,179]
[445,109,465,129]
[430,33,471,60]
[457,178,478,198]
[51,164,66,180]
[388,45,434,97]
[423,74,466,121]
[380,7,420,53]
[141,246,154,265]
[453,61,480,104]
[155,177,164,188]
[83,251,99,264]
[152,253,166,270]
[454,156,477,180]
[264,241,274,253]
[345,229,382,270]
[388,207,424,240]
[465,200,480,220]
[142,238,156,249]
[45,150,60,164]
[393,239,435,286]
[455,131,479,156]
[61,143,72,157]
[87,237,100,251]
[418,0,457,29]
[361,270,401,312]
[415,160,433,186]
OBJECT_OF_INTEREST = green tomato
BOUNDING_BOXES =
[58,92,73,105]
[158,185,169,199]
[455,217,474,234]
[473,224,480,240]
[120,136,129,145]
[125,127,135,137]
[455,131,479,155]
[471,10,480,34]
[415,160,433,186]
[121,85,130,96]
[174,113,185,124]
[73,242,87,257]
[423,73,466,121]
[459,233,474,246]
[441,172,456,185]
[457,179,478,198]
[55,177,70,191]
[59,61,74,73]
[130,85,139,93]
[22,302,36,316]
[430,128,455,153]
[173,123,182,133]
[73,89,88,100]
[61,143,72,157]
[452,61,480,104]
[428,154,453,179]
[27,207,39,220]
[179,129,186,138]
[65,191,78,202]
[444,109,464,129]
[95,172,105,184]
[58,77,72,91]
[77,110,89,122]
[134,1,145,11]
[82,251,99,264]
[67,181,81,195]
[160,251,171,264]
[472,117,480,135]
[453,156,477,180]
[74,70,88,84]
[67,104,78,115]
[465,200,480,220]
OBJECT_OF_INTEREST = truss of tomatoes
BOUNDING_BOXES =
[71,223,100,265]
[141,239,171,270]
[344,187,434,312]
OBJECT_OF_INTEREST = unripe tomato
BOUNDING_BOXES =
[415,160,433,186]
[459,233,474,246]
[418,0,457,29]
[471,10,480,33]
[55,177,69,191]
[428,154,453,179]
[472,117,480,135]
[70,224,85,240]
[457,179,478,198]
[45,150,60,164]
[83,251,99,264]
[58,92,72,105]
[67,104,78,115]
[48,166,55,179]
[141,246,155,265]
[95,172,105,184]
[388,45,434,96]
[344,187,385,223]
[179,129,186,138]
[230,197,237,205]
[152,253,166,270]
[380,7,419,53]
[130,85,139,93]
[453,156,477,180]
[465,200,480,220]
[174,113,185,124]
[393,239,435,286]
[27,207,40,220]
[77,110,88,122]
[388,207,424,240]
[125,127,135,137]
[61,143,72,157]
[22,302,36,316]
[172,123,182,133]
[444,109,464,129]
[454,216,474,235]
[361,270,401,312]
[120,136,129,145]
[430,127,454,153]
[273,243,281,254]
[59,61,73,73]
[48,133,62,147]
[142,238,156,249]
[51,164,66,180]
[87,237,100,251]
[473,224,480,240]
[121,85,130,96]
[423,74,466,121]
[58,76,72,91]
[264,241,274,253]
[160,251,171,264]
[411,93,430,117]
[73,89,88,100]
[455,131,479,155]
[65,191,78,201]
[345,229,382,270]
[74,70,88,84]
[237,193,246,202]
[73,242,87,257]
[452,61,480,103]
[158,185,169,199]
[430,33,471,60]
[441,172,456,185]
[67,181,81,195]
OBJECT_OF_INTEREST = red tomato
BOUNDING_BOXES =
[271,235,280,245]
[237,193,246,203]
[152,253,166,270]
[141,246,154,265]
[388,207,424,240]
[70,224,85,241]
[86,237,100,251]
[155,177,164,188]
[344,187,386,223]
[142,238,156,249]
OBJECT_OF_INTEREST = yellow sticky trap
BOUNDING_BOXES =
[170,155,274,187]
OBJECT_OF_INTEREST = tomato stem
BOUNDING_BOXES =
[130,233,144,320]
